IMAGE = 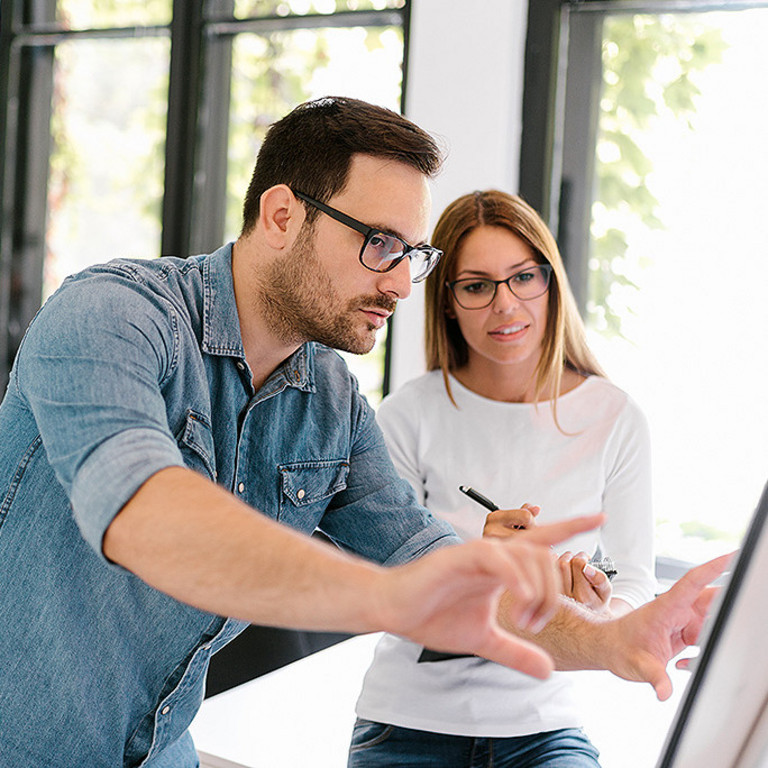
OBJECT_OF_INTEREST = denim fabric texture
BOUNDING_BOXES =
[0,244,458,767]
[348,719,602,768]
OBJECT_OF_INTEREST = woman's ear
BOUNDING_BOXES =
[444,300,456,319]
[259,185,303,250]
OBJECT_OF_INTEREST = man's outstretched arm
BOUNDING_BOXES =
[103,466,604,678]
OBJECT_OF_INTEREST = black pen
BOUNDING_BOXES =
[458,485,499,512]
[459,484,617,579]
[459,485,525,529]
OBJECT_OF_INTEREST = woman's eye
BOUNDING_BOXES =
[512,269,536,283]
[462,281,491,294]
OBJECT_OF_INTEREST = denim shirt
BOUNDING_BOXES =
[0,244,458,768]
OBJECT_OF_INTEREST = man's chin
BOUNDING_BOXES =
[341,337,377,356]
[332,329,378,356]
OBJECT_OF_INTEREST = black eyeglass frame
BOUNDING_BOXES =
[292,190,442,283]
[446,263,554,309]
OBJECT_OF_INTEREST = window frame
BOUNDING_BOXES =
[519,0,768,584]
[0,0,410,393]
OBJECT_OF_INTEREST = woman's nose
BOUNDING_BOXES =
[491,281,521,312]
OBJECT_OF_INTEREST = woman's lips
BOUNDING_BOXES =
[489,321,528,340]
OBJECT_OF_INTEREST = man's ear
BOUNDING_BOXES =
[259,185,303,249]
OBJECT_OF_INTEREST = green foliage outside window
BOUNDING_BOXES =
[234,0,404,17]
[588,14,727,339]
[225,26,403,239]
[57,0,171,27]
[39,0,404,402]
[224,24,404,403]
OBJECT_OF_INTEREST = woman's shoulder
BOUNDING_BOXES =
[380,370,445,404]
[376,371,446,424]
[573,376,647,424]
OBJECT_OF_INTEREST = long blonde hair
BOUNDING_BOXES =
[424,190,604,415]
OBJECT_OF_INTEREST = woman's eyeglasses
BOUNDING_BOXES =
[446,264,553,309]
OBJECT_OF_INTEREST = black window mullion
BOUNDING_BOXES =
[190,0,235,255]
[10,44,52,347]
[519,0,562,221]
[382,0,411,399]
[0,0,56,389]
[0,3,17,385]
[161,0,205,258]
[520,1,602,311]
[554,10,604,311]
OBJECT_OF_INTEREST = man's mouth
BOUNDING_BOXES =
[361,307,393,329]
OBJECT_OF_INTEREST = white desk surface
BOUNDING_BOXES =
[191,633,690,768]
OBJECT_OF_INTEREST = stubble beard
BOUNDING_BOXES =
[257,234,396,355]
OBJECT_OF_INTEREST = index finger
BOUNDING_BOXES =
[669,552,735,601]
[522,514,606,547]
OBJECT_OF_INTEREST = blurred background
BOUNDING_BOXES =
[2,0,767,688]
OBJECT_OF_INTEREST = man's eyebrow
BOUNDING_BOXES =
[365,219,426,247]
[356,214,429,248]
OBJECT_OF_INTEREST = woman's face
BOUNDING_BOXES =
[448,225,550,375]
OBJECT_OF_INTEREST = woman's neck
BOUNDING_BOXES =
[452,360,585,404]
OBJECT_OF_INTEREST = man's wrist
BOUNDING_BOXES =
[504,593,618,671]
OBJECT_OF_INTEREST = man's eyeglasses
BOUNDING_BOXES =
[293,190,442,283]
[446,264,553,310]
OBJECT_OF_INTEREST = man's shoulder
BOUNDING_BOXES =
[65,253,206,288]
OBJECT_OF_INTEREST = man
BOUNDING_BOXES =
[0,97,722,767]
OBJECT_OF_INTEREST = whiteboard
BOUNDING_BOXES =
[657,481,768,768]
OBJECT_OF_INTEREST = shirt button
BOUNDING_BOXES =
[297,489,305,500]
[238,482,245,493]
[161,706,170,716]
[236,361,245,371]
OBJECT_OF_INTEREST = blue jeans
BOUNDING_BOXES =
[347,719,602,768]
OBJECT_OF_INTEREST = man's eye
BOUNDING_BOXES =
[368,234,388,250]
[368,234,402,257]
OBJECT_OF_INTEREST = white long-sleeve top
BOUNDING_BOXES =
[355,372,655,737]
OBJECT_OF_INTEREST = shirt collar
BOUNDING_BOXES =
[201,242,314,392]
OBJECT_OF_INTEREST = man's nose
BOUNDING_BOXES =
[377,257,412,300]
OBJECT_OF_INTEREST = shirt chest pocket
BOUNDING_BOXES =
[278,460,349,533]
[175,410,216,481]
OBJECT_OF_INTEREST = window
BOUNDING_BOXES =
[0,0,409,402]
[522,0,768,570]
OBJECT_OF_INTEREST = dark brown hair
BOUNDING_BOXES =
[241,96,443,234]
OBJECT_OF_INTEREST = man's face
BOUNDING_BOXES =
[260,154,432,354]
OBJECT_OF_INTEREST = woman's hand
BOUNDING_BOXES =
[483,503,540,537]
[558,551,612,612]
[482,508,612,613]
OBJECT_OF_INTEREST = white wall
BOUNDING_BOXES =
[389,0,530,391]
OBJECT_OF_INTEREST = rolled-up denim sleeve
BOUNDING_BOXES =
[71,428,184,556]
[14,270,186,558]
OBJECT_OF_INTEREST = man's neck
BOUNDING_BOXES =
[231,237,302,392]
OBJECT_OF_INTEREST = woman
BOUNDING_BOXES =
[348,190,655,767]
